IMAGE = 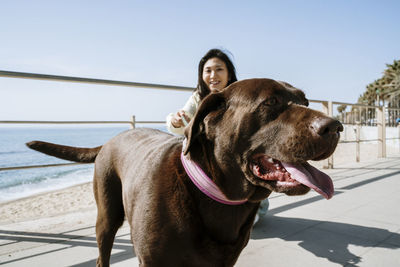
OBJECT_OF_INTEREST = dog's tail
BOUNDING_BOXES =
[26,141,101,163]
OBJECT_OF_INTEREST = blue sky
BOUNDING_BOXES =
[1,0,399,122]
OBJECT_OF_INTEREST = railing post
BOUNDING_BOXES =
[322,101,328,116]
[398,123,400,153]
[383,106,386,157]
[130,115,136,129]
[355,121,360,162]
[377,106,386,157]
[322,101,334,168]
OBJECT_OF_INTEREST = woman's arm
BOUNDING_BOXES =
[166,92,200,135]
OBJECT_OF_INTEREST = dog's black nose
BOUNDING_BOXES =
[311,117,343,136]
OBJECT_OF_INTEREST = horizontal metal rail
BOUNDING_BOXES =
[339,138,399,144]
[0,119,168,171]
[309,99,380,109]
[0,120,165,124]
[331,101,379,109]
[0,162,91,171]
[0,70,385,109]
[339,139,379,144]
[0,120,131,124]
[0,70,194,92]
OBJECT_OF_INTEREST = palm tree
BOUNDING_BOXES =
[337,104,347,122]
[359,59,400,107]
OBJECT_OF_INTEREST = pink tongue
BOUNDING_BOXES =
[281,162,334,199]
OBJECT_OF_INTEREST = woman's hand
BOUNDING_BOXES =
[171,110,191,128]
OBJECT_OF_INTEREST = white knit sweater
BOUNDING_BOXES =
[166,92,201,135]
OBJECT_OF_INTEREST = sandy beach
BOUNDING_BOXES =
[0,182,96,234]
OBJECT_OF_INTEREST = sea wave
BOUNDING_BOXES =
[0,150,29,155]
[0,126,164,202]
[0,166,92,189]
[0,166,94,202]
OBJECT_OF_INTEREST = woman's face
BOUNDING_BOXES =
[202,57,229,93]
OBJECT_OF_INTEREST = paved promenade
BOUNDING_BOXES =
[1,156,400,266]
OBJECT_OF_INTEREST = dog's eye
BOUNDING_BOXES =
[263,97,277,106]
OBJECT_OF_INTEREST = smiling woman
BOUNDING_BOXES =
[202,57,230,93]
[166,48,238,135]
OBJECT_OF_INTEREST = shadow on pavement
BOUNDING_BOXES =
[252,215,400,266]
[0,227,136,266]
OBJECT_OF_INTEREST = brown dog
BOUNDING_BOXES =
[27,78,342,266]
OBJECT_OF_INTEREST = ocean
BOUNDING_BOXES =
[0,125,165,203]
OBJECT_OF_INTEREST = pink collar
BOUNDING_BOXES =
[180,152,247,205]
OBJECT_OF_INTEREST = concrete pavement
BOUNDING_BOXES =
[1,156,400,266]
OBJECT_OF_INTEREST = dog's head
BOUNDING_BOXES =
[183,78,342,202]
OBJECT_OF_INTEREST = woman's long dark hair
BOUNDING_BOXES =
[196,49,238,100]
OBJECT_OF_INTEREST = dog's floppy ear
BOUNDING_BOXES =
[183,92,225,155]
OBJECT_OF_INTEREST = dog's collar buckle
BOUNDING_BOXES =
[180,152,247,205]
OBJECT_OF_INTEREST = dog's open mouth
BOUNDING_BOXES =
[250,155,334,199]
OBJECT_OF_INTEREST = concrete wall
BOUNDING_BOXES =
[311,125,400,168]
[340,125,400,148]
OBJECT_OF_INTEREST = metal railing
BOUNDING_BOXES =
[1,70,400,171]
[0,116,165,171]
[0,70,192,172]
[0,70,194,92]
[316,100,400,167]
